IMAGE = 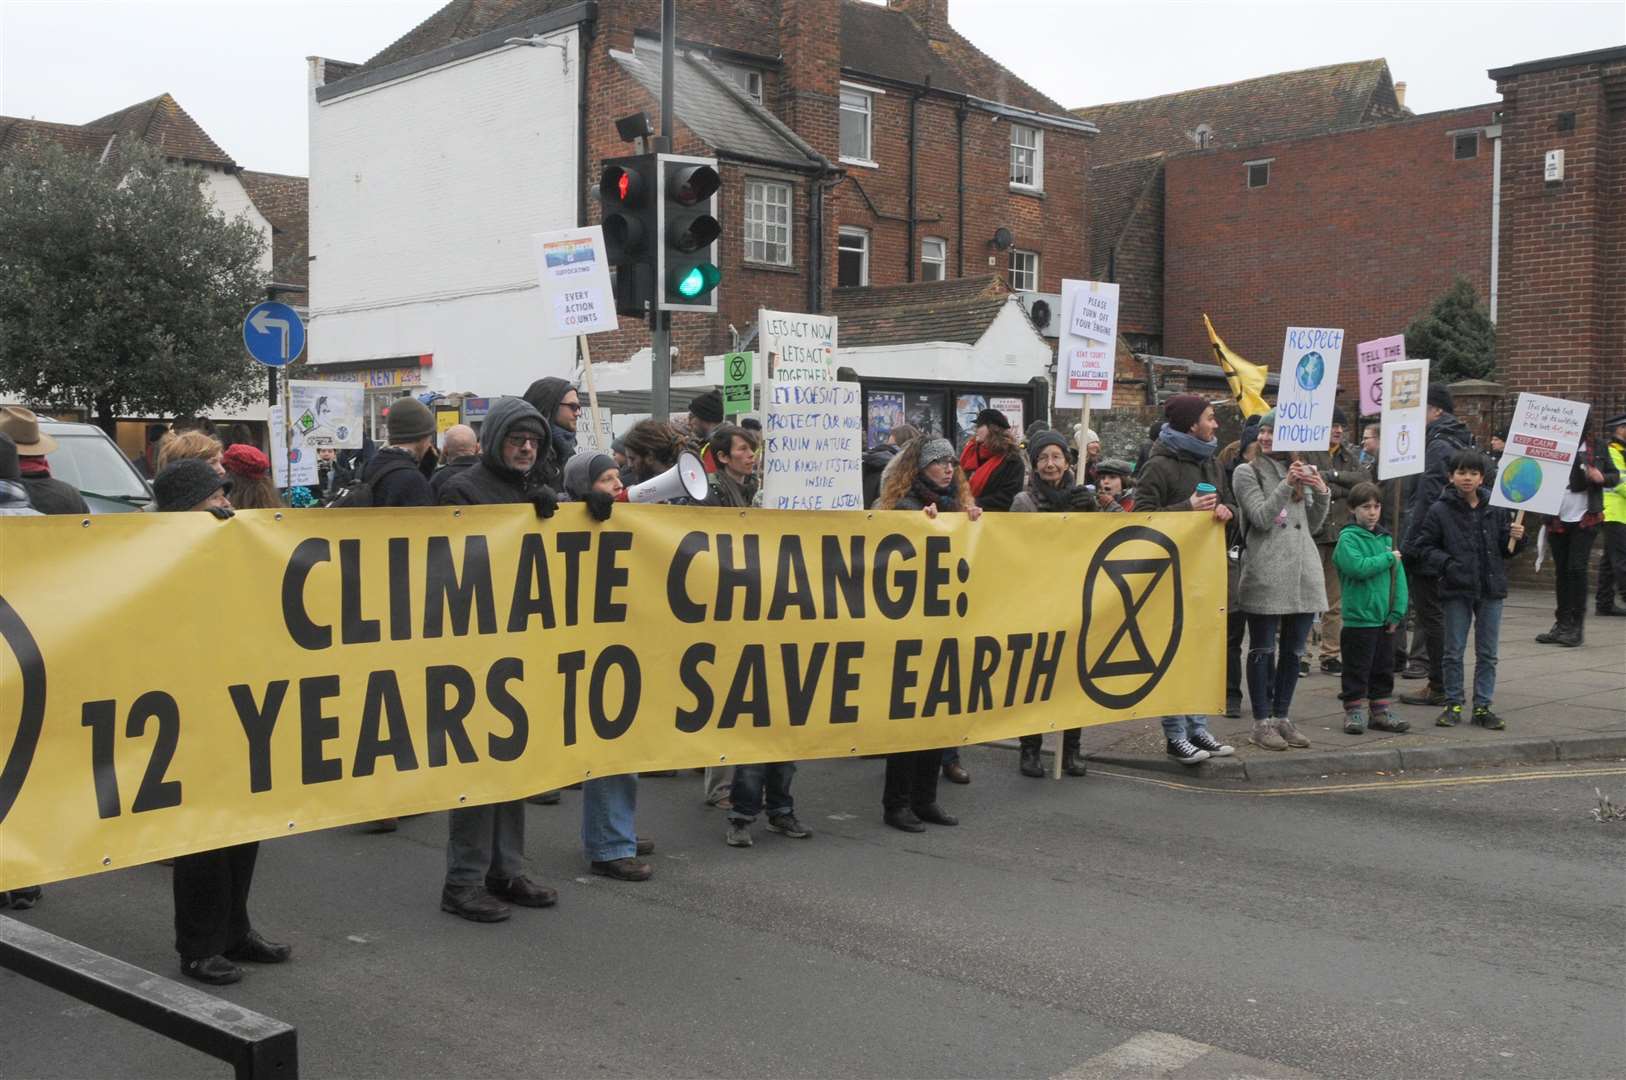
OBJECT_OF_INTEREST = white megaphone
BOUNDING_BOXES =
[617,451,710,503]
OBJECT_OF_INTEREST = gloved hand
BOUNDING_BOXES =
[584,489,615,522]
[530,487,559,519]
[1067,485,1096,510]
[207,505,235,520]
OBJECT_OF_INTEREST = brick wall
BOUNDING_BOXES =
[1113,166,1163,349]
[1162,105,1497,401]
[1493,52,1626,408]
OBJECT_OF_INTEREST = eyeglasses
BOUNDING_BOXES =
[562,402,583,413]
[504,435,541,448]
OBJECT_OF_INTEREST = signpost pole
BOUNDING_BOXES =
[579,336,604,448]
[279,368,293,493]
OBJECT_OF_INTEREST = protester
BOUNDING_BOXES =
[1134,418,1163,474]
[562,450,624,501]
[220,444,279,510]
[1307,408,1373,675]
[351,398,437,509]
[620,420,688,494]
[150,459,289,984]
[862,423,919,508]
[430,424,480,498]
[521,377,581,489]
[1233,410,1330,751]
[959,408,1024,513]
[155,429,226,477]
[1133,394,1236,763]
[0,407,90,514]
[1359,421,1380,468]
[1094,458,1134,512]
[1536,426,1618,647]
[875,435,980,826]
[1073,425,1101,482]
[706,423,760,508]
[685,390,726,472]
[1333,481,1410,734]
[1406,449,1526,729]
[0,432,39,517]
[1010,429,1093,778]
[725,761,813,847]
[1216,419,1262,717]
[433,398,564,921]
[1598,414,1626,618]
[1398,386,1473,708]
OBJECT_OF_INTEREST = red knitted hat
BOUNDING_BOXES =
[221,443,270,479]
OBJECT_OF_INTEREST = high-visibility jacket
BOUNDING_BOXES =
[1606,442,1626,524]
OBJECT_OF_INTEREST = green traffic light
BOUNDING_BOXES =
[675,263,721,298]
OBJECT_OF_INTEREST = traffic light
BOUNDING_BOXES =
[597,154,658,316]
[658,154,722,312]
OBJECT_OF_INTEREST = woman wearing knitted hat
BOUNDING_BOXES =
[220,444,280,510]
[1232,410,1331,750]
[1011,429,1096,777]
[873,434,981,828]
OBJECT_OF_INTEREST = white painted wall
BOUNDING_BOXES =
[836,301,1053,383]
[199,167,274,278]
[307,31,580,396]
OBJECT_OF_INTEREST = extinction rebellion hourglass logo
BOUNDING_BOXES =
[0,596,47,826]
[1076,527,1184,709]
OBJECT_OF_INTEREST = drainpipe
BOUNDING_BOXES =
[955,102,968,278]
[1488,120,1503,323]
[575,24,592,227]
[906,89,919,281]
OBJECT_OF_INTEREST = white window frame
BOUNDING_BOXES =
[920,236,947,281]
[1008,249,1038,292]
[1246,158,1272,188]
[838,227,871,287]
[1009,124,1043,190]
[743,178,793,266]
[1452,131,1480,160]
[720,63,764,104]
[1194,123,1213,149]
[839,81,883,167]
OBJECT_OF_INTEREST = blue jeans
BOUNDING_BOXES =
[445,801,525,886]
[1160,715,1212,740]
[1245,612,1316,720]
[728,762,795,824]
[1442,596,1503,708]
[581,774,638,862]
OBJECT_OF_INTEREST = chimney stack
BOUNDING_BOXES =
[1394,81,1407,108]
[891,0,952,42]
[778,0,841,159]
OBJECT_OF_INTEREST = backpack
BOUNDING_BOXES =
[328,452,412,508]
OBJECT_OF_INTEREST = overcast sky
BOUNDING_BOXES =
[3,0,1620,176]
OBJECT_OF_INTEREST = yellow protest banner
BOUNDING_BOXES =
[0,505,1223,889]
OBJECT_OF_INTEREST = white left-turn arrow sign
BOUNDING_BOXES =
[250,308,291,360]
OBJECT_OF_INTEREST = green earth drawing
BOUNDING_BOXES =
[1295,352,1326,391]
[1499,455,1542,503]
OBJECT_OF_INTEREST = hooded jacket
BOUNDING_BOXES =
[521,377,575,488]
[1333,522,1408,628]
[439,398,551,506]
[1233,453,1330,615]
[1407,484,1523,602]
[862,444,900,509]
[1401,412,1474,556]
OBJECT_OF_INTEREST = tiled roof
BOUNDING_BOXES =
[1088,154,1162,277]
[831,275,1015,348]
[360,0,577,74]
[839,1,1065,114]
[1074,59,1402,166]
[84,93,236,168]
[239,171,310,290]
[0,117,118,160]
[610,44,821,165]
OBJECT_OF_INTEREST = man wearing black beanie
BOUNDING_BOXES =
[687,390,727,473]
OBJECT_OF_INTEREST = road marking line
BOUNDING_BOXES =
[1054,1030,1315,1079]
[1087,765,1626,797]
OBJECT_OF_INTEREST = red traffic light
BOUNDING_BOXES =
[602,164,643,205]
[667,164,720,206]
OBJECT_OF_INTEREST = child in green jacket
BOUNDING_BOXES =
[1333,482,1411,734]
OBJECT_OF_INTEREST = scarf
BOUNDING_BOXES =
[960,439,1007,497]
[712,468,756,508]
[909,475,960,512]
[18,456,49,477]
[1157,423,1218,461]
[1025,469,1075,513]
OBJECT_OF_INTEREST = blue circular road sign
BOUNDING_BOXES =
[243,301,306,368]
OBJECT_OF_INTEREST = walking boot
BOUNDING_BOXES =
[1534,621,1564,644]
[1274,717,1311,748]
[1554,622,1584,648]
[1343,706,1368,735]
[1400,686,1448,707]
[1061,747,1088,776]
[1368,704,1409,733]
[1019,744,1045,778]
[1250,720,1288,751]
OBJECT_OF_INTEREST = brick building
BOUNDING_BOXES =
[306,0,1092,429]
[1490,46,1625,410]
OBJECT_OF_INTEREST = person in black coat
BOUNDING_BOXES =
[1537,430,1618,647]
[1406,449,1526,730]
[522,376,580,490]
[359,398,437,507]
[0,407,90,515]
[958,408,1024,512]
[861,423,919,509]
[430,423,480,498]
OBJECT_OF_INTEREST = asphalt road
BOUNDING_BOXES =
[3,751,1623,1079]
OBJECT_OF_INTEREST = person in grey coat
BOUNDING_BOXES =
[1233,410,1331,751]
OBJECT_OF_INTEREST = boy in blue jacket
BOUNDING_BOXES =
[1407,450,1527,729]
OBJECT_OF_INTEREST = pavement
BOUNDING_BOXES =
[3,755,1622,1078]
[1076,586,1626,782]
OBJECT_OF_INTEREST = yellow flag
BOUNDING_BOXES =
[1203,313,1271,419]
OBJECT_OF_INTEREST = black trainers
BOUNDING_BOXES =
[1472,706,1506,731]
[767,814,812,839]
[1320,657,1344,675]
[1166,738,1211,765]
[1435,704,1463,727]
[724,821,753,847]
[1187,729,1234,757]
[1298,657,1311,678]
[441,884,512,923]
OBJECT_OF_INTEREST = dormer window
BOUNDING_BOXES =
[1194,124,1213,149]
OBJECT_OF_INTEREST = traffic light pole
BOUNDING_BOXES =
[650,0,676,421]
